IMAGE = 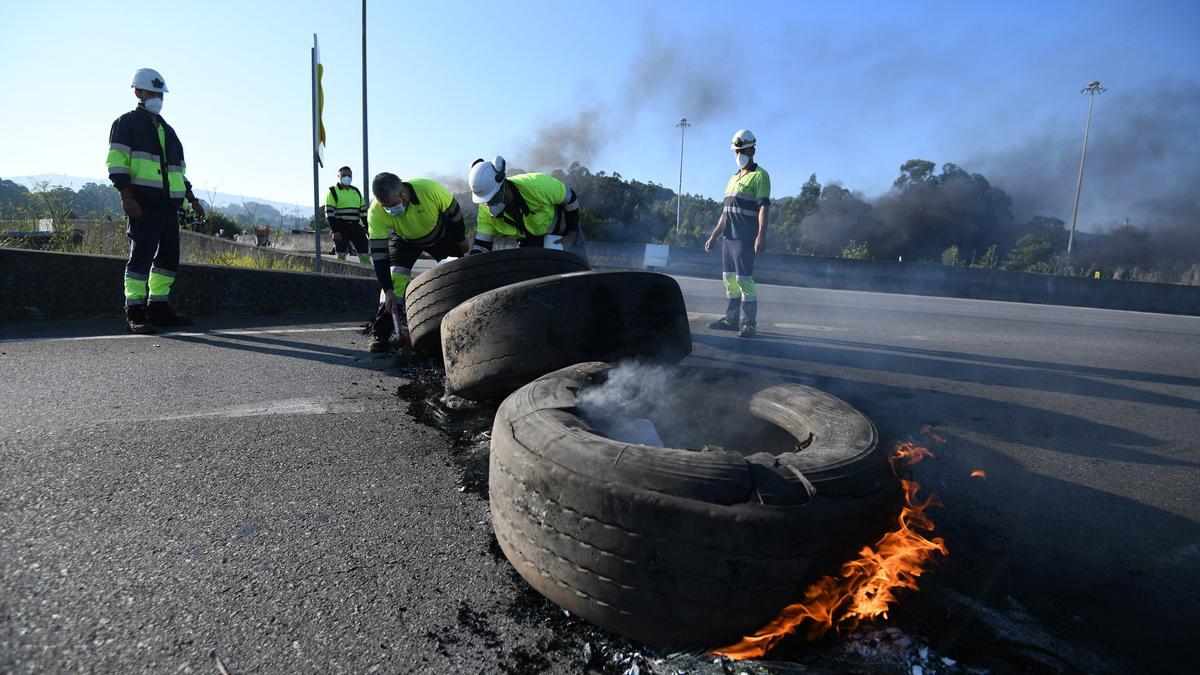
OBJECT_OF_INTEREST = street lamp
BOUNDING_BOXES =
[1066,80,1107,263]
[675,118,691,235]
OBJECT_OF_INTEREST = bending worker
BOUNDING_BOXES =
[107,67,204,334]
[324,165,370,265]
[466,156,582,254]
[365,173,469,353]
[704,129,771,338]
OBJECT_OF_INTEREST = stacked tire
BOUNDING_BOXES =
[440,270,692,400]
[404,248,590,359]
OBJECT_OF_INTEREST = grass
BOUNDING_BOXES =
[200,250,312,272]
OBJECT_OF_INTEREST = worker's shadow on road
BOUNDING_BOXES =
[689,332,1200,470]
[164,331,385,370]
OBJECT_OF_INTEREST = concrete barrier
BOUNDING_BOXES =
[586,241,1200,317]
[1,248,378,320]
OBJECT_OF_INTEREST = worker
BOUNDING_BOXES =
[365,172,469,353]
[466,156,582,255]
[324,166,370,264]
[704,129,771,338]
[107,68,204,334]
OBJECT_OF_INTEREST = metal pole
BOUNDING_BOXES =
[1067,81,1106,263]
[675,118,690,235]
[311,42,322,273]
[362,0,369,208]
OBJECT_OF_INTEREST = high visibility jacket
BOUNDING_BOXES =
[475,173,569,239]
[721,164,771,241]
[325,185,367,229]
[367,178,461,245]
[106,107,191,210]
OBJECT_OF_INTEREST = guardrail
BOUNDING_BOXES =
[586,242,1200,317]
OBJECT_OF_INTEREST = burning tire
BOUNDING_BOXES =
[489,362,900,647]
[403,248,589,358]
[440,271,692,401]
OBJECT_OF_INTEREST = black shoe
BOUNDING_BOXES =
[738,323,757,338]
[148,301,192,327]
[367,334,390,353]
[125,305,154,334]
[708,317,737,331]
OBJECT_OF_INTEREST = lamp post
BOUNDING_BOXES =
[675,118,691,235]
[361,0,369,208]
[1067,80,1106,263]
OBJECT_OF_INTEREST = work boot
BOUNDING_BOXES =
[125,305,154,334]
[738,323,757,338]
[148,301,193,327]
[367,334,390,353]
[708,317,737,331]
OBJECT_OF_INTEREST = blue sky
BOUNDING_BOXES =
[1,0,1197,228]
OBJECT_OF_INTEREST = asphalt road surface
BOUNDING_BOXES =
[2,277,1197,673]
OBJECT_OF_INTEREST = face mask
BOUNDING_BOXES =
[736,152,751,169]
[340,176,353,186]
[142,97,163,114]
[487,202,506,217]
[385,202,406,216]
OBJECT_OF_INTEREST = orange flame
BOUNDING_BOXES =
[713,442,947,660]
[970,469,986,479]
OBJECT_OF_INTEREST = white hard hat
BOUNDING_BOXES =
[731,129,756,150]
[469,156,507,203]
[131,68,168,93]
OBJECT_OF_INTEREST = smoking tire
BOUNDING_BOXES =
[440,271,692,401]
[403,248,589,358]
[489,362,901,648]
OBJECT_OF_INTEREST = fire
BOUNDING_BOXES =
[970,469,986,479]
[713,442,947,660]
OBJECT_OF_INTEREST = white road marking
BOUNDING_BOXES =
[105,397,366,424]
[0,326,361,344]
[772,323,843,332]
[687,312,844,332]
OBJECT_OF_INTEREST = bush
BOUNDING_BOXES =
[972,244,999,269]
[940,244,961,267]
[841,239,873,260]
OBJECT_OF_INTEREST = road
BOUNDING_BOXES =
[1,278,1197,673]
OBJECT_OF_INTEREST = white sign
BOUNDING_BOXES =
[644,244,669,269]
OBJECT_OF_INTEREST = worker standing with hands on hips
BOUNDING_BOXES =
[365,173,469,353]
[324,166,371,265]
[107,68,204,334]
[705,129,770,338]
[466,156,583,256]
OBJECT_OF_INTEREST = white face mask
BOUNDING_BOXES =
[142,97,163,114]
[340,175,353,186]
[736,152,751,169]
[487,202,505,217]
[385,202,406,216]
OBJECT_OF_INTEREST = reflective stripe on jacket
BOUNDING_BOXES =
[106,106,190,209]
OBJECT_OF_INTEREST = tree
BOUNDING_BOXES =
[30,180,78,226]
[1003,233,1055,272]
[893,159,936,190]
[0,179,31,219]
